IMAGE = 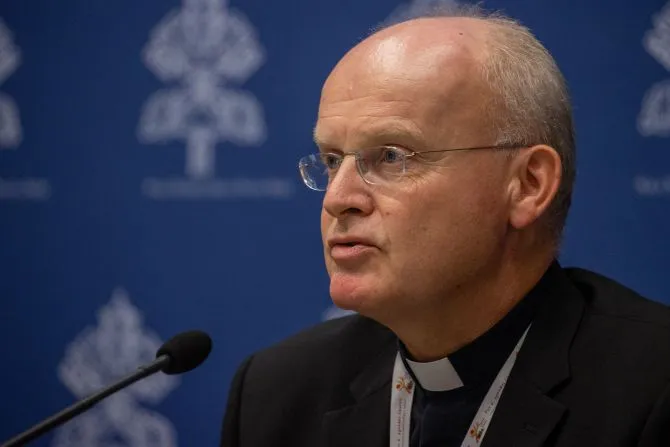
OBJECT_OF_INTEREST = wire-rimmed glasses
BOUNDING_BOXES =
[298,144,526,191]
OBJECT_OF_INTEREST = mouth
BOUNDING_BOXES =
[327,237,377,262]
[327,237,376,249]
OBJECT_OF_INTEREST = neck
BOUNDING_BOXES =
[393,249,553,362]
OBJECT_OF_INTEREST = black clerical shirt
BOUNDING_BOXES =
[399,282,540,447]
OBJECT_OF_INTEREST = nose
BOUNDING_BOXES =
[322,155,374,218]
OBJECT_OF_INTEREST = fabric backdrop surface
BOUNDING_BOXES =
[0,0,669,446]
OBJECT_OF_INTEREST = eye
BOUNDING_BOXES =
[320,153,342,170]
[379,146,406,164]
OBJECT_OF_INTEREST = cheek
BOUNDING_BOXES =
[321,210,332,268]
[395,182,505,261]
[442,165,509,225]
[320,207,330,240]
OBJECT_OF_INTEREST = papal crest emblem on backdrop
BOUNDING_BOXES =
[138,0,294,200]
[53,289,179,447]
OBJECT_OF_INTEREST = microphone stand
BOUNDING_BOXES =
[1,355,171,447]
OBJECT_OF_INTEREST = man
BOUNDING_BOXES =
[221,6,670,447]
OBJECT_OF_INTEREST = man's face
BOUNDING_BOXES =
[316,23,513,324]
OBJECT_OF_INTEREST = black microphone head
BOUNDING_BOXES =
[156,330,212,375]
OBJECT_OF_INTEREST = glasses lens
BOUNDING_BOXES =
[359,146,407,184]
[298,154,329,191]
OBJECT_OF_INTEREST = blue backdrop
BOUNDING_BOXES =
[1,0,669,446]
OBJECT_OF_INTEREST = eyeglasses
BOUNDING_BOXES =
[298,144,526,191]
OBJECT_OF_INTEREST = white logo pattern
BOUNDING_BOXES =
[139,0,266,180]
[0,17,22,148]
[53,289,179,447]
[638,1,670,137]
[0,17,50,200]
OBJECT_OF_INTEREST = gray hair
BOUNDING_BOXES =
[375,3,576,242]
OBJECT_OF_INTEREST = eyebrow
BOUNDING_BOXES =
[313,120,425,150]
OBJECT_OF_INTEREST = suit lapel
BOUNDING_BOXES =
[483,264,585,447]
[481,376,567,447]
[323,385,391,447]
[323,328,396,447]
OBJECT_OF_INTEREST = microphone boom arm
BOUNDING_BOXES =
[1,355,171,447]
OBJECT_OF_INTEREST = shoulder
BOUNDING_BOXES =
[256,313,393,356]
[222,316,396,442]
[240,314,395,387]
[565,267,670,327]
[564,267,670,376]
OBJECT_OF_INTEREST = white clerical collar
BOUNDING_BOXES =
[405,356,464,392]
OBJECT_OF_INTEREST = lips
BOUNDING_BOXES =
[327,236,378,262]
[327,236,377,249]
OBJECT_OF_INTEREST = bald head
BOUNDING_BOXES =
[343,17,491,73]
[318,18,500,151]
[325,17,494,105]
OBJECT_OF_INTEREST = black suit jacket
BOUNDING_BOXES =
[221,266,670,446]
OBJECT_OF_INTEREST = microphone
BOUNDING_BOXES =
[1,330,212,447]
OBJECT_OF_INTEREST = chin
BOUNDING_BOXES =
[329,273,388,318]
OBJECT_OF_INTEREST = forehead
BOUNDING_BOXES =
[314,24,491,148]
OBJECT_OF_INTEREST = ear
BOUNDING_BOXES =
[507,145,562,230]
